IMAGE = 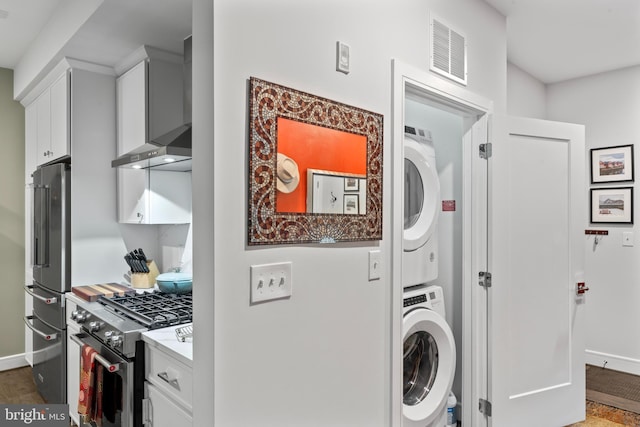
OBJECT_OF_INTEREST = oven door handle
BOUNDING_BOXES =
[24,284,57,304]
[70,334,121,373]
[23,315,58,341]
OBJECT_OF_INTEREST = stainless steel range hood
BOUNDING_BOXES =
[112,36,192,172]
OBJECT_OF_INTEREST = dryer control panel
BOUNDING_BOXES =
[403,285,446,317]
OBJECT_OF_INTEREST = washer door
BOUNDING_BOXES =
[404,137,440,252]
[403,307,455,427]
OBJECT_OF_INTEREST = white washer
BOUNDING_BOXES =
[403,126,440,288]
[403,285,455,427]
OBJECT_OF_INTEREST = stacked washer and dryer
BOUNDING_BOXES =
[402,126,456,427]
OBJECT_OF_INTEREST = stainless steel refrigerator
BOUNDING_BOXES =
[24,161,71,403]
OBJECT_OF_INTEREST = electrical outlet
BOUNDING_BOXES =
[250,262,292,304]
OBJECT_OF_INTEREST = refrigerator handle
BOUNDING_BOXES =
[23,315,58,341]
[24,284,58,304]
[32,184,50,267]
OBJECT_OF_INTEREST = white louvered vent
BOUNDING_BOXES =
[430,16,467,85]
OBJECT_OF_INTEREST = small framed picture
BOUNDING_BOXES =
[344,194,359,215]
[590,187,633,224]
[590,144,634,184]
[344,177,359,192]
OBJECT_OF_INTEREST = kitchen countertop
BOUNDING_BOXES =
[142,324,193,368]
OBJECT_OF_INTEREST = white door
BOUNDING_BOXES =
[487,115,586,426]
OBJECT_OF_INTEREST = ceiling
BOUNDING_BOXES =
[0,0,191,71]
[0,0,63,69]
[1,1,638,84]
[483,0,640,84]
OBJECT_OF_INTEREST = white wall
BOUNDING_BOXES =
[507,61,546,119]
[547,65,640,374]
[0,68,25,358]
[203,1,506,426]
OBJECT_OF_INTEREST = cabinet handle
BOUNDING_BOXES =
[157,372,180,390]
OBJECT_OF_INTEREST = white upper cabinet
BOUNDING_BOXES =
[116,48,184,153]
[116,61,147,154]
[31,71,70,166]
[116,169,191,224]
[50,72,70,162]
[115,47,191,225]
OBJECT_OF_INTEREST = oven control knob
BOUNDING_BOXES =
[74,310,89,323]
[88,321,102,332]
[109,335,123,348]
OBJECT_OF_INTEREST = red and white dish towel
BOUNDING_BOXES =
[78,344,104,426]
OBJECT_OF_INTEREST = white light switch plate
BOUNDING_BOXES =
[250,262,293,304]
[369,250,381,281]
[336,41,350,74]
[623,232,634,247]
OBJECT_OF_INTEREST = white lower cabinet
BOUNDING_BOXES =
[143,342,193,427]
[145,383,192,427]
[65,294,82,427]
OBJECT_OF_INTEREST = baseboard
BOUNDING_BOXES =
[586,349,640,376]
[0,353,28,372]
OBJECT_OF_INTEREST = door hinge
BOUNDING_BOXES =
[479,143,492,159]
[479,271,492,288]
[479,398,492,416]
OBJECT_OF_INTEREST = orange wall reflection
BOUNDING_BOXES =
[276,117,367,213]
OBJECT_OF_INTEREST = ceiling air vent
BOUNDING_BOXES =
[430,15,467,85]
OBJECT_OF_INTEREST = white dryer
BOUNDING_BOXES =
[403,126,440,288]
[403,285,455,427]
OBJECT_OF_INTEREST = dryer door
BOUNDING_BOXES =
[403,308,455,427]
[404,138,440,252]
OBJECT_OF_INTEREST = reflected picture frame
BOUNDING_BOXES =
[247,77,383,245]
[343,194,359,215]
[590,144,634,184]
[344,177,359,192]
[590,187,633,224]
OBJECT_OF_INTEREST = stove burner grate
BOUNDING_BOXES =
[99,291,193,330]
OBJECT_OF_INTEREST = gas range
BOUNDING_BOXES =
[72,291,193,358]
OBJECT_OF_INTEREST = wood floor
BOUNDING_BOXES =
[1,366,638,426]
[0,366,45,404]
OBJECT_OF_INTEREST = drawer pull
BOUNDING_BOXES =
[157,371,180,390]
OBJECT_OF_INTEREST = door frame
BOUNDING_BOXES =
[391,59,493,427]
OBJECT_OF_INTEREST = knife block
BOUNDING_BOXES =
[131,260,160,289]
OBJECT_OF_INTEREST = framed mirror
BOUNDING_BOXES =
[248,77,383,245]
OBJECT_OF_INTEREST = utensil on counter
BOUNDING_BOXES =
[175,324,193,342]
[127,249,149,273]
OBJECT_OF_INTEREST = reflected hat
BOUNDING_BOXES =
[276,153,300,193]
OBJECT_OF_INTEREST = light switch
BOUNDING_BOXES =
[250,262,292,304]
[369,250,381,281]
[336,41,350,74]
[623,232,634,247]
